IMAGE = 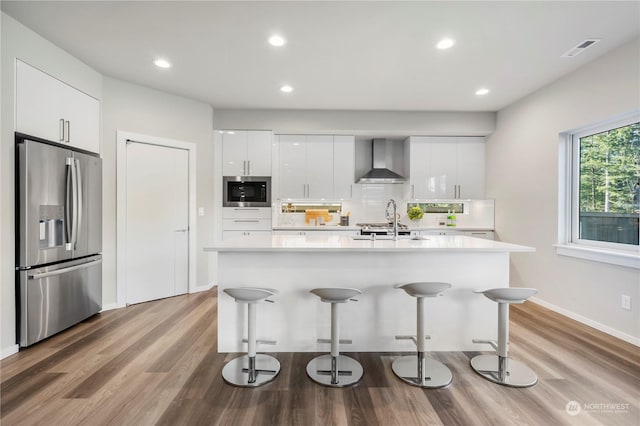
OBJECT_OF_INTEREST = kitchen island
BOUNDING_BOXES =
[205,235,534,353]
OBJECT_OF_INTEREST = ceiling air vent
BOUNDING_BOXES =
[561,39,601,58]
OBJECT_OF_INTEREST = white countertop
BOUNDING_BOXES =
[272,225,361,231]
[272,225,493,232]
[205,234,534,253]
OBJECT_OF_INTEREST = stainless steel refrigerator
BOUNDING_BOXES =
[16,134,102,347]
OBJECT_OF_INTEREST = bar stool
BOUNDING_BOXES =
[392,282,453,388]
[471,287,538,388]
[306,288,363,387]
[222,287,280,387]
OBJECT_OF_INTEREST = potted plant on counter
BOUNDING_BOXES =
[407,205,424,222]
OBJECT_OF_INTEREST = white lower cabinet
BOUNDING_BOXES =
[416,230,463,237]
[223,231,272,241]
[222,207,272,241]
[464,231,495,240]
[273,229,359,237]
[414,230,494,240]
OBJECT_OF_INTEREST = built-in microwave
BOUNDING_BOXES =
[223,176,271,207]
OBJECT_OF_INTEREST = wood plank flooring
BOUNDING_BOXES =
[1,288,638,425]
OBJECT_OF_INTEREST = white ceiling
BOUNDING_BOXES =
[2,1,639,112]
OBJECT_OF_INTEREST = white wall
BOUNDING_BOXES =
[213,109,496,136]
[1,12,215,357]
[486,38,640,343]
[102,77,215,307]
[1,13,103,357]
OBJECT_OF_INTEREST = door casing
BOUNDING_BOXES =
[116,131,196,308]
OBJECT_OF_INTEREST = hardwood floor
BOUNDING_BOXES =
[1,289,638,425]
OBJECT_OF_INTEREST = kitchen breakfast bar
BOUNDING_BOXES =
[205,235,534,353]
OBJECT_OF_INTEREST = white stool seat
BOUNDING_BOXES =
[223,287,277,303]
[476,288,537,304]
[310,288,361,303]
[395,282,451,298]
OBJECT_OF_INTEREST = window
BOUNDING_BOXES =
[557,111,640,268]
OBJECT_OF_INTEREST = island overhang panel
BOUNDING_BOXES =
[206,235,535,353]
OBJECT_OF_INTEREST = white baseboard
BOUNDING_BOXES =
[1,344,19,360]
[190,282,216,294]
[100,303,119,312]
[530,297,640,347]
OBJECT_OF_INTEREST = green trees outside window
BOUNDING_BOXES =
[578,122,639,245]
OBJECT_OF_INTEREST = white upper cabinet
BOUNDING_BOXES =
[333,135,355,199]
[279,134,308,198]
[305,135,334,198]
[278,134,354,199]
[406,136,485,199]
[455,137,485,199]
[16,60,100,154]
[222,130,272,176]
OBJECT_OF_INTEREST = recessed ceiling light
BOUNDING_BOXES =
[475,88,490,96]
[269,35,286,47]
[153,58,172,69]
[280,85,294,93]
[436,38,455,50]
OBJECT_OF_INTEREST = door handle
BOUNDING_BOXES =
[65,157,73,250]
[65,120,70,142]
[59,119,65,142]
[174,229,188,232]
[247,160,251,175]
[75,159,83,248]
[28,258,103,280]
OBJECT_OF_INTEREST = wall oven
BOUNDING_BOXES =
[223,176,271,207]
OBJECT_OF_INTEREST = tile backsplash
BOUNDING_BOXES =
[275,183,494,229]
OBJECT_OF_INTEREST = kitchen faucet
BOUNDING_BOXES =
[386,198,398,241]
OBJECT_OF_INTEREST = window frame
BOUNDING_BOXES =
[556,110,640,269]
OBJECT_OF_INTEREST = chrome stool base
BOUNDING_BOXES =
[470,354,537,388]
[306,354,363,387]
[222,354,280,387]
[392,354,452,388]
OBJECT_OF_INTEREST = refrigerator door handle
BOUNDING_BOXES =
[28,259,103,280]
[75,158,83,248]
[71,158,78,249]
[65,157,74,250]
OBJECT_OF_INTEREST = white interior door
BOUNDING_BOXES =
[126,141,189,304]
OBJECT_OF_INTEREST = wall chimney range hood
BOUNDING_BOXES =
[358,139,406,184]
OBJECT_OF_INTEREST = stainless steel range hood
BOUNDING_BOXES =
[358,139,407,184]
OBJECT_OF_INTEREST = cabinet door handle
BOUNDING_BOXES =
[59,118,65,141]
[65,120,70,142]
[234,219,259,223]
[247,160,251,175]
